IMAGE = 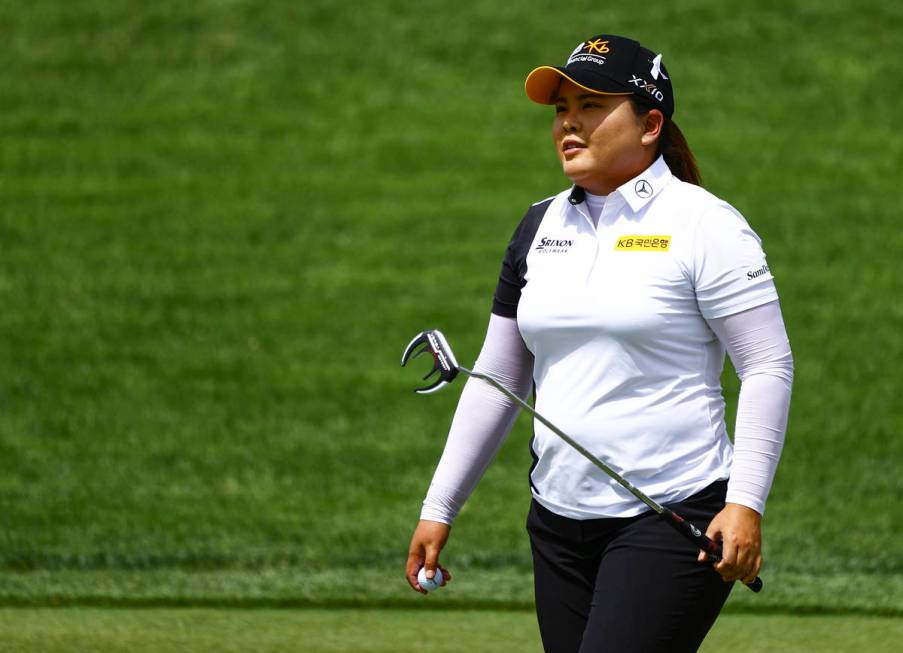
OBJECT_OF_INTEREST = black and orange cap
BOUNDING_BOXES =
[525,34,675,118]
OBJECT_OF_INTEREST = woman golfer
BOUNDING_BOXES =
[405,34,793,653]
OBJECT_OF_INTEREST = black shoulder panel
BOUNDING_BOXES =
[491,198,553,317]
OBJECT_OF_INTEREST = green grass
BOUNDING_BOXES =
[0,0,901,614]
[0,609,900,653]
[1,568,901,618]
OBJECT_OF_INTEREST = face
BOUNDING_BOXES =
[552,79,661,195]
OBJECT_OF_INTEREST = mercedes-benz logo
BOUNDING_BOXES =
[635,179,653,198]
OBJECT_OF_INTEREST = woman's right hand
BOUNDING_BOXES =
[405,519,452,594]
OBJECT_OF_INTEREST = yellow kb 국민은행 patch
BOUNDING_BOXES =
[614,235,671,251]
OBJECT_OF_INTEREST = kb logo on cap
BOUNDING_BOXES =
[567,38,612,65]
[583,38,610,54]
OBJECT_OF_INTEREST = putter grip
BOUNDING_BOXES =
[660,508,763,593]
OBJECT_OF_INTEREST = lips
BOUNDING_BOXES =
[562,140,586,161]
[562,140,586,153]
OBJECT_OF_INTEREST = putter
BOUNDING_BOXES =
[401,329,763,593]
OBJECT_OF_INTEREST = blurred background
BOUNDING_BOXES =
[1,0,900,629]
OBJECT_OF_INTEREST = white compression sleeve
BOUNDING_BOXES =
[707,300,794,515]
[420,314,534,525]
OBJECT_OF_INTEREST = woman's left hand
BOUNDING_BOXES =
[697,503,762,584]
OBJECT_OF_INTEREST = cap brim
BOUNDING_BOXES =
[525,66,633,104]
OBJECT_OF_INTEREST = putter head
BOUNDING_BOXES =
[400,330,460,394]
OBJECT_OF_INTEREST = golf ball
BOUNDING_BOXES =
[417,567,444,592]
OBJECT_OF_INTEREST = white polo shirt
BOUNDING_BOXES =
[492,156,779,519]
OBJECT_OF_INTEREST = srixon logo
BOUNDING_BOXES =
[535,236,574,254]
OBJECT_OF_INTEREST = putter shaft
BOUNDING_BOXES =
[402,329,762,592]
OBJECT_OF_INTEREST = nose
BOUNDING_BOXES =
[561,113,580,133]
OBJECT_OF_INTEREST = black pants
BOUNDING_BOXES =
[526,481,733,653]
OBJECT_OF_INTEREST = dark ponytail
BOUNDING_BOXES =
[659,120,702,186]
[630,98,702,186]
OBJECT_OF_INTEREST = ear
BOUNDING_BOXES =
[640,109,665,147]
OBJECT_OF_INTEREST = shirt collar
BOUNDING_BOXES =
[617,155,673,212]
[567,155,673,213]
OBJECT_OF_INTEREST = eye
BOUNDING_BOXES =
[554,105,566,114]
[582,101,601,110]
